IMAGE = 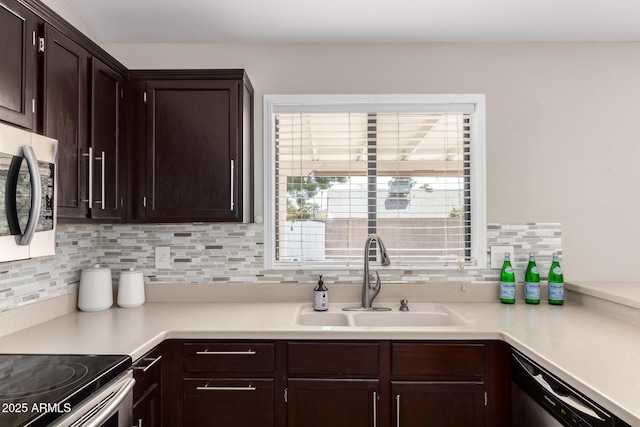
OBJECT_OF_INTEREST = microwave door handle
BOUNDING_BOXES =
[19,145,42,246]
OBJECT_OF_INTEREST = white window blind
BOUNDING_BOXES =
[264,95,486,269]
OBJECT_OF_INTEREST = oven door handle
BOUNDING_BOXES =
[83,377,136,427]
[19,145,42,246]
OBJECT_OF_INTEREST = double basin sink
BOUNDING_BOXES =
[296,303,467,328]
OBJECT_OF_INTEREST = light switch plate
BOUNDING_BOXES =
[155,246,171,269]
[490,245,514,269]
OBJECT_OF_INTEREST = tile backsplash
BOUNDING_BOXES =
[0,222,561,312]
[0,226,100,312]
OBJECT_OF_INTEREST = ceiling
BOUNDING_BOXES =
[50,0,640,44]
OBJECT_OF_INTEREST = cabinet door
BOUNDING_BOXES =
[0,0,38,130]
[132,346,162,427]
[132,383,160,427]
[392,382,485,427]
[144,79,240,221]
[287,379,379,427]
[43,23,88,219]
[183,378,274,427]
[90,57,125,219]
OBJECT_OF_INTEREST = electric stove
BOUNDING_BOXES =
[0,354,131,426]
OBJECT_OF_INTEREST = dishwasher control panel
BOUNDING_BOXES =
[511,350,621,427]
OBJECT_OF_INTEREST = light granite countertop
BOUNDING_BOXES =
[0,282,638,425]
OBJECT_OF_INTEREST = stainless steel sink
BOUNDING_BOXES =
[296,304,467,327]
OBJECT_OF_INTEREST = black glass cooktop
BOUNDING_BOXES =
[0,354,131,427]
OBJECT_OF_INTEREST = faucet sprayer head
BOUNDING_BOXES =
[369,234,391,266]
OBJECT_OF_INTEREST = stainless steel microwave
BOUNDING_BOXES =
[0,122,57,263]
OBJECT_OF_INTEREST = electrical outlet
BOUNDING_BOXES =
[490,245,515,269]
[155,246,171,269]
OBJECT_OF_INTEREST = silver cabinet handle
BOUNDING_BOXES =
[133,355,162,373]
[196,384,256,391]
[396,394,400,427]
[196,350,256,355]
[373,392,378,427]
[94,150,105,209]
[82,147,93,208]
[230,159,235,210]
[19,145,42,246]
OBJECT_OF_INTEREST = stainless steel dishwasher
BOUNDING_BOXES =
[511,350,630,427]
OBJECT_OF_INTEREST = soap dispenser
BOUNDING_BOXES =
[313,274,328,311]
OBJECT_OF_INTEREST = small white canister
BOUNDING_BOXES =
[117,268,145,308]
[78,264,113,312]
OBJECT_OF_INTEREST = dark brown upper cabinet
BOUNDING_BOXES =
[128,70,253,223]
[0,0,39,130]
[42,23,89,220]
[89,57,126,220]
[41,22,127,221]
[1,0,254,224]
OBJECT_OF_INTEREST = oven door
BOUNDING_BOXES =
[52,371,135,427]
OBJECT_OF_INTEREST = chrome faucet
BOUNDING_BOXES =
[342,234,392,311]
[362,234,391,310]
[361,234,391,309]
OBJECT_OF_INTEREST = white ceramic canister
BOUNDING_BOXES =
[78,264,113,312]
[117,268,145,308]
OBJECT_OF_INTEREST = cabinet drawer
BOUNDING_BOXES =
[288,342,379,376]
[392,343,485,378]
[184,342,274,373]
[184,378,274,427]
[133,346,162,400]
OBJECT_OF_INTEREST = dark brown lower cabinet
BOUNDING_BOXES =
[392,381,485,426]
[183,378,274,427]
[132,346,162,427]
[162,339,510,427]
[132,383,160,427]
[287,379,379,427]
[162,340,278,427]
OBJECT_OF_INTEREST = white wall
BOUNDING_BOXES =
[41,0,101,43]
[97,42,640,282]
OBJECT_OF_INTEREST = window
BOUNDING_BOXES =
[263,95,486,269]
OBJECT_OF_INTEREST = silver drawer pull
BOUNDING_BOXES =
[133,355,162,372]
[196,350,256,355]
[197,384,256,391]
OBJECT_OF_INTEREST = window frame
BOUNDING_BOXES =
[263,94,487,270]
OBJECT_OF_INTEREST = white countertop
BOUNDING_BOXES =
[567,281,640,309]
[0,284,639,425]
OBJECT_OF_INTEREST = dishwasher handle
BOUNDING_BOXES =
[513,353,605,422]
[533,372,604,422]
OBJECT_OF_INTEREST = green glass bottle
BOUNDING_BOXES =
[499,253,516,304]
[524,252,540,304]
[547,253,565,305]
